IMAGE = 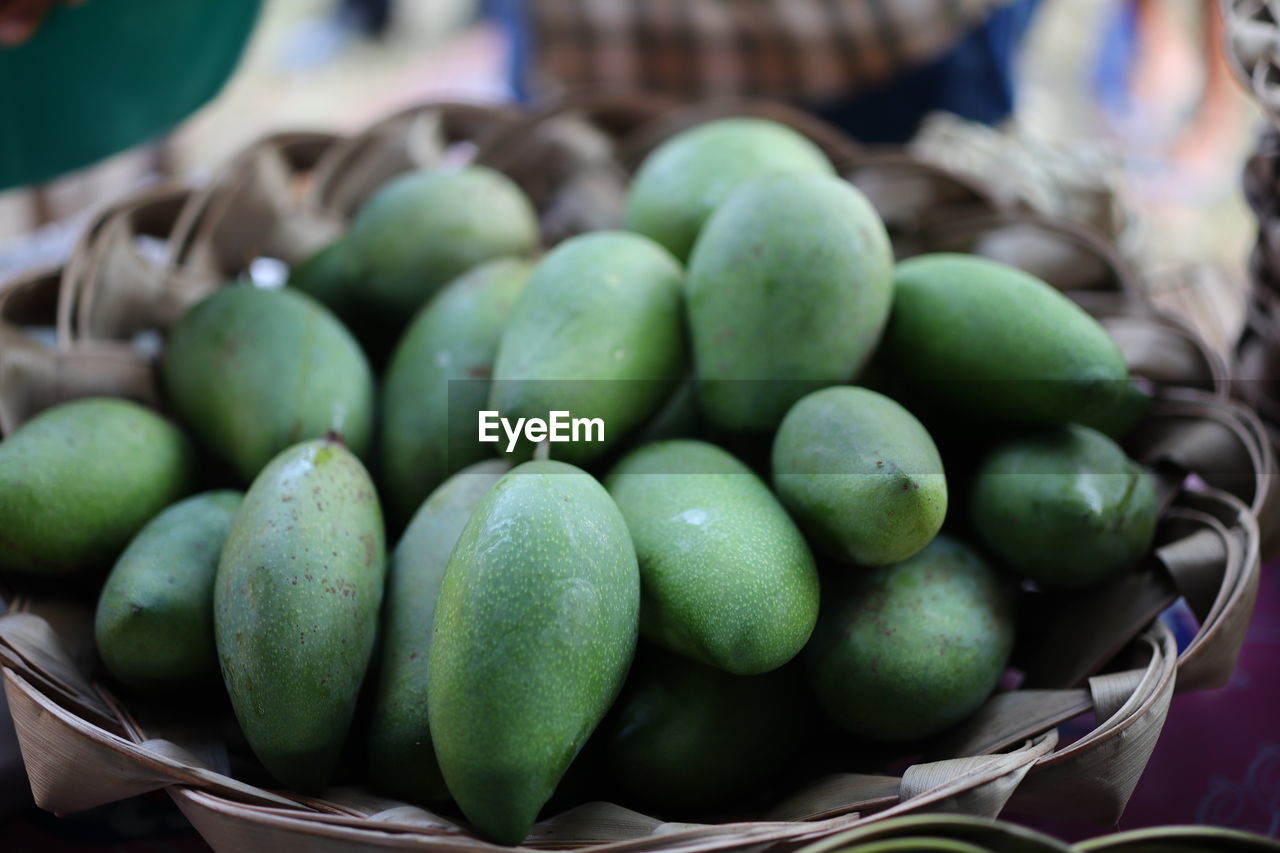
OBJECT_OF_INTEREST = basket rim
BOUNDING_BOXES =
[0,591,1181,845]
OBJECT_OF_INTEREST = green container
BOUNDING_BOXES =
[0,0,261,189]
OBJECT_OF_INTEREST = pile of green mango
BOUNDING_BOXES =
[0,117,1165,845]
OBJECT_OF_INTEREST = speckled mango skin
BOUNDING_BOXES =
[605,440,818,674]
[886,253,1132,428]
[971,424,1159,588]
[806,535,1014,742]
[368,458,511,804]
[772,386,946,566]
[428,460,639,844]
[686,174,894,434]
[604,648,811,814]
[380,259,530,524]
[488,231,685,465]
[624,118,835,261]
[95,490,242,688]
[214,439,385,790]
[163,285,374,483]
[0,398,196,574]
[295,166,538,326]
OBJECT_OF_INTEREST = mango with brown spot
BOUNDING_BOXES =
[214,438,385,790]
[772,386,946,566]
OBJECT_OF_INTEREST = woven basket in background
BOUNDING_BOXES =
[1225,0,1280,128]
[1222,1,1280,556]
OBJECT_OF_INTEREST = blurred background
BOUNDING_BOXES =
[0,0,1263,358]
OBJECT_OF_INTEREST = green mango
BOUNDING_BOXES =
[807,535,1014,741]
[687,174,894,434]
[294,165,538,328]
[628,377,702,447]
[603,648,811,814]
[286,240,359,318]
[886,253,1131,428]
[368,458,511,804]
[429,460,639,844]
[95,490,242,688]
[488,231,685,465]
[605,439,818,674]
[971,424,1159,588]
[215,439,385,790]
[772,386,946,566]
[0,398,195,574]
[625,118,834,261]
[163,284,374,483]
[380,259,530,525]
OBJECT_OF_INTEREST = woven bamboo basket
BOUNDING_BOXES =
[1221,3,1280,552]
[1238,126,1280,420]
[0,96,1271,852]
[1225,0,1280,127]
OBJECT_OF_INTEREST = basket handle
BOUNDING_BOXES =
[1164,489,1262,692]
[1009,623,1178,822]
[1133,391,1276,544]
[0,332,157,436]
[52,185,193,344]
[307,101,523,221]
[167,133,346,286]
[1101,312,1230,394]
[916,210,1143,301]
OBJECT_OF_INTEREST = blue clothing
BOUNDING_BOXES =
[809,0,1044,143]
[488,0,1043,145]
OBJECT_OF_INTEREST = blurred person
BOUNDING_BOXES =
[1093,0,1246,195]
[490,0,1044,143]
